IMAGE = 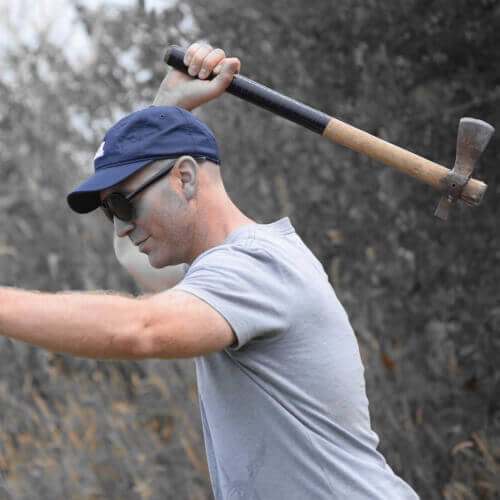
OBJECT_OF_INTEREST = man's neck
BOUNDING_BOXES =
[188,202,256,264]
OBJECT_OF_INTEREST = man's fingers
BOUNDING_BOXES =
[199,48,226,79]
[183,43,239,80]
[167,45,241,109]
[187,44,212,76]
[213,57,240,75]
[183,42,200,65]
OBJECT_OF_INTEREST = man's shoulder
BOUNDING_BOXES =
[186,226,325,289]
[186,237,276,275]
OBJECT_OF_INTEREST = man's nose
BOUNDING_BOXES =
[114,217,134,237]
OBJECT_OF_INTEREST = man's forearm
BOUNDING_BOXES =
[0,287,150,360]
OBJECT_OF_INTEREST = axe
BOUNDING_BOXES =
[164,45,494,220]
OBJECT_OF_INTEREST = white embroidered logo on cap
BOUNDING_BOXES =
[94,141,105,160]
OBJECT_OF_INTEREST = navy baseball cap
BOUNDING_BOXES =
[67,106,220,214]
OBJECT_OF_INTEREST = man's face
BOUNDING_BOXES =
[99,159,195,268]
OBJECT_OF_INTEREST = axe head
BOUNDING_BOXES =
[434,117,495,220]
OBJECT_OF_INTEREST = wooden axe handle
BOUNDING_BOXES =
[165,45,486,206]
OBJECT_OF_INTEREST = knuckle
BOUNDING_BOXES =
[187,42,200,54]
[203,54,216,66]
[213,48,226,58]
[190,56,202,69]
[184,43,199,64]
[205,49,225,68]
[192,47,209,66]
[200,61,211,74]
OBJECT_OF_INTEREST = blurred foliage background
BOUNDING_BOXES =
[0,0,499,498]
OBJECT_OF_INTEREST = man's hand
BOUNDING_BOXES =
[152,42,241,110]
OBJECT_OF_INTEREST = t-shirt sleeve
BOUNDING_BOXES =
[172,243,291,351]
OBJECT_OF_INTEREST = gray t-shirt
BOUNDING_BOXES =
[172,217,418,500]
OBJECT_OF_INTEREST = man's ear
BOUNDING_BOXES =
[174,156,199,200]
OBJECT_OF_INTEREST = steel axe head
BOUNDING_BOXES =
[434,117,494,220]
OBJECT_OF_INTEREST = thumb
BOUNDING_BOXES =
[211,58,239,93]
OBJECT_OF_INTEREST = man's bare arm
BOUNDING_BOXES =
[0,287,150,359]
[0,287,235,360]
[114,43,241,292]
[0,46,241,359]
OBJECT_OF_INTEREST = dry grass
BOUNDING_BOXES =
[0,345,211,499]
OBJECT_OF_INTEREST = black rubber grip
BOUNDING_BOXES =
[164,45,331,135]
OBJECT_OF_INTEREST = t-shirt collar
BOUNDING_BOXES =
[224,217,293,245]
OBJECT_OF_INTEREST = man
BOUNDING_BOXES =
[1,43,419,498]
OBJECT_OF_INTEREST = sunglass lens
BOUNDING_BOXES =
[107,193,133,222]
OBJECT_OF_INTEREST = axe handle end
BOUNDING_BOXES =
[323,118,487,207]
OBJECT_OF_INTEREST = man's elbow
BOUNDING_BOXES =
[121,303,157,360]
[131,290,236,360]
[128,300,182,360]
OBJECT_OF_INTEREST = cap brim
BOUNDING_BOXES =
[67,159,152,214]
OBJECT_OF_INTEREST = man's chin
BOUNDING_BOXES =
[147,252,177,269]
[147,253,165,269]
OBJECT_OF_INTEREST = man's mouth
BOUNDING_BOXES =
[134,236,150,247]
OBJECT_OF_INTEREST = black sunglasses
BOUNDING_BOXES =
[100,157,207,223]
